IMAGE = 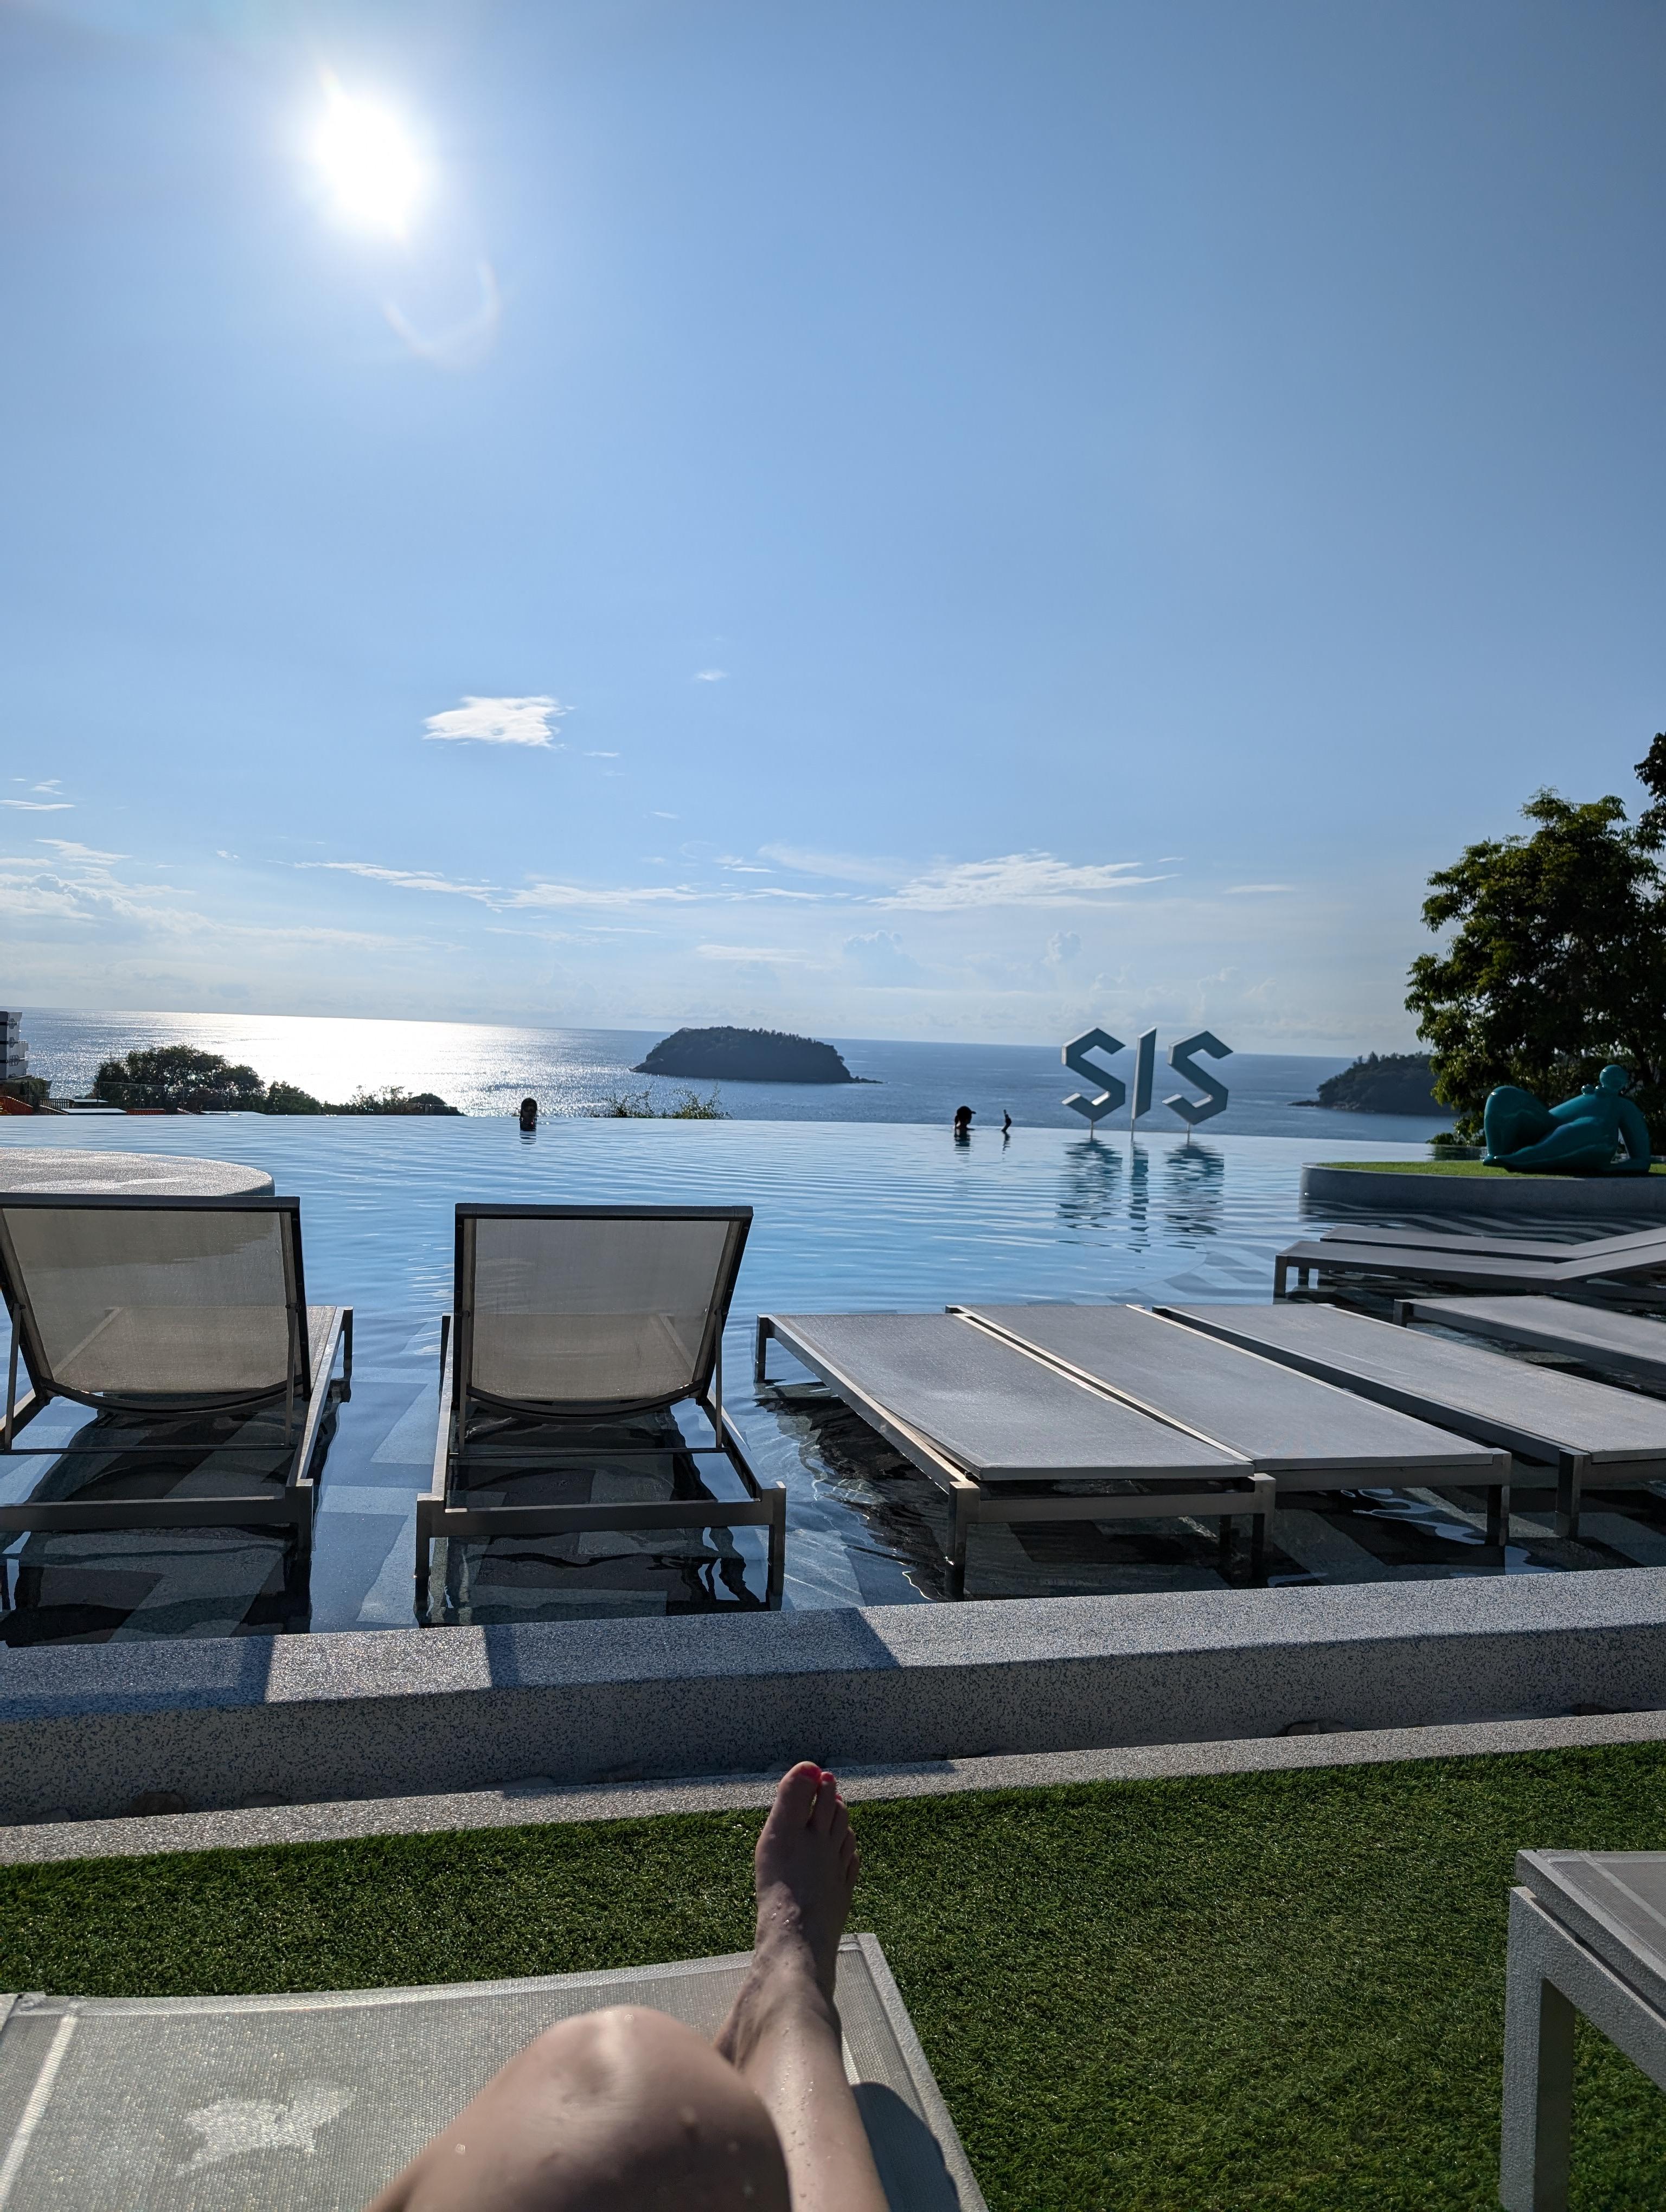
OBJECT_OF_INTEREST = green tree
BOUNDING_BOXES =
[1407,736,1666,1143]
[92,1046,266,1111]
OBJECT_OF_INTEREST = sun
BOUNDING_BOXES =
[312,80,425,237]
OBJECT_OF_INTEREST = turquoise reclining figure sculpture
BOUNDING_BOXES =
[1483,1064,1652,1176]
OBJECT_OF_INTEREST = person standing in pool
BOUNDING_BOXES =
[1001,1111,1013,1137]
[952,1105,973,1140]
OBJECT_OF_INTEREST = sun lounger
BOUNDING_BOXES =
[418,1205,785,1616]
[1502,1851,1666,2211]
[1158,1301,1666,1538]
[755,1310,1273,1596]
[1274,1229,1666,1300]
[1396,1295,1666,1391]
[958,1302,1515,1541]
[1321,1223,1666,1265]
[0,1195,351,1586]
[0,1934,978,2212]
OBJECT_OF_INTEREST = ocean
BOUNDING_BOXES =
[14,1008,1453,1147]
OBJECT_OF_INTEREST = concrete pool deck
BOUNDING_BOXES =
[3,1567,1665,1830]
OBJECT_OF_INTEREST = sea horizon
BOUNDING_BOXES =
[13,1005,1453,1144]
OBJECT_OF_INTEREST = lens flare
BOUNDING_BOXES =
[312,79,425,235]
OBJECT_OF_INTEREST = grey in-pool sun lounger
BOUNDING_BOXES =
[0,1935,979,2212]
[1395,1295,1666,1392]
[1274,1224,1666,1300]
[0,1194,351,1588]
[1157,1301,1666,1539]
[755,1309,1274,1596]
[418,1205,786,1617]
[958,1302,1515,1541]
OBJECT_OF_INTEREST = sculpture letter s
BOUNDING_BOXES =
[1166,1031,1232,1128]
[1062,1029,1126,1125]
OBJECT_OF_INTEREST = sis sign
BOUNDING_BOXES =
[1062,1028,1232,1131]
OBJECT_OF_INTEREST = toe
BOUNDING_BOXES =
[811,1770,840,1833]
[774,1763,821,1828]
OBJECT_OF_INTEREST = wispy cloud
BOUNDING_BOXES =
[584,750,620,758]
[759,844,900,885]
[842,930,926,986]
[694,668,728,683]
[33,780,62,793]
[652,811,678,820]
[300,858,705,910]
[881,853,1172,911]
[696,942,808,962]
[422,695,571,747]
[2,800,73,812]
[1225,883,1295,895]
[36,838,127,864]
[717,854,773,874]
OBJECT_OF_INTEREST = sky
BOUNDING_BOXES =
[3,0,1663,1050]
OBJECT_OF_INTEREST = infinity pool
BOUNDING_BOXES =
[3,1116,1664,1641]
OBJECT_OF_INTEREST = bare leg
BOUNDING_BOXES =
[714,1762,890,2212]
[364,2004,789,2212]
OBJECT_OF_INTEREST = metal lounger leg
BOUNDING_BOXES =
[1216,1514,1234,1576]
[1249,1502,1268,1583]
[1486,1482,1512,1548]
[1556,1456,1585,1542]
[1501,1928,1575,2211]
[765,1483,786,1609]
[754,1316,772,1386]
[1274,1257,1289,1299]
[947,1477,976,1600]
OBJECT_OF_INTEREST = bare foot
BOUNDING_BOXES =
[715,1763,858,2068]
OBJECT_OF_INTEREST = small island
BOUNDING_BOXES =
[1294,1052,1441,1115]
[633,1025,867,1085]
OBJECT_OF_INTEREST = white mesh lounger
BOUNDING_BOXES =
[418,1204,786,1617]
[0,1195,351,1593]
[755,1310,1274,1597]
[958,1302,1515,1542]
[1158,1301,1666,1540]
[0,1935,982,2212]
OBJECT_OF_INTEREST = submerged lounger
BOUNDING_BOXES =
[1275,1224,1666,1300]
[1397,1296,1666,1392]
[0,1936,980,2212]
[1159,1301,1666,1539]
[755,1310,1273,1596]
[960,1302,1514,1541]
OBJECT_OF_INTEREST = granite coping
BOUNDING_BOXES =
[5,1706,1665,1866]
[1301,1163,1666,1220]
[2,1574,1666,1825]
[0,1148,273,1196]
[3,1569,1665,1722]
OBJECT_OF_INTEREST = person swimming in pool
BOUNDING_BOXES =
[366,1764,885,2212]
[952,1105,973,1139]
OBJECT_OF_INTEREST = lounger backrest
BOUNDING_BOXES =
[0,1195,309,1411]
[454,1204,750,1414]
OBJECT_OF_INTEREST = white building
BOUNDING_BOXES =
[0,1012,28,1083]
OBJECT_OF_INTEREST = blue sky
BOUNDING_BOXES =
[3,0,1663,1049]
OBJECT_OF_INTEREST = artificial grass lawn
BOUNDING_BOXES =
[1322,1158,1666,1176]
[5,1750,1666,2208]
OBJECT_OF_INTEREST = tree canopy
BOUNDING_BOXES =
[91,1049,460,1115]
[1407,736,1666,1141]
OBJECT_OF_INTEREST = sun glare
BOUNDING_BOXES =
[313,81,425,236]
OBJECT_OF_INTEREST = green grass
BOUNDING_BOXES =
[1321,1158,1666,1176]
[5,1748,1666,2207]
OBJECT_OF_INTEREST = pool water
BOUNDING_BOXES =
[3,1116,1665,1642]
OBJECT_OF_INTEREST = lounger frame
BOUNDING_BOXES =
[0,1195,351,1578]
[418,1205,786,1619]
[755,1311,1274,1598]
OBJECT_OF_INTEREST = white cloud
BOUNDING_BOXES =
[1225,883,1295,895]
[652,811,678,820]
[842,930,926,986]
[1045,930,1082,966]
[33,780,62,793]
[694,668,728,682]
[717,854,773,874]
[881,853,1173,911]
[584,750,620,758]
[36,838,127,863]
[759,844,900,885]
[422,695,571,747]
[300,858,704,910]
[2,800,73,811]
